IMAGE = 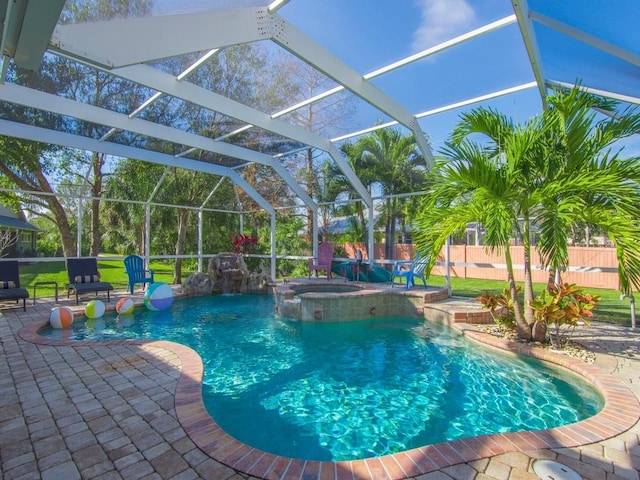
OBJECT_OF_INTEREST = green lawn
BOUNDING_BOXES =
[18,259,184,298]
[15,260,636,326]
[427,274,634,326]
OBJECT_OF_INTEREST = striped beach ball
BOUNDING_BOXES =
[143,282,174,311]
[49,306,74,329]
[116,297,135,315]
[85,299,106,319]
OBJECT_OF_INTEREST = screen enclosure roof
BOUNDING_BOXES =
[0,0,638,215]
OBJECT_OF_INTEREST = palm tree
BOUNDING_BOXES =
[414,117,545,339]
[449,108,548,334]
[356,129,427,260]
[416,85,640,341]
[326,142,377,245]
[535,87,640,296]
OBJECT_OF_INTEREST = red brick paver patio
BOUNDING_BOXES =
[1,289,639,480]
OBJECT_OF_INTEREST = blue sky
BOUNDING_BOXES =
[287,0,640,157]
[152,0,640,157]
[278,0,542,153]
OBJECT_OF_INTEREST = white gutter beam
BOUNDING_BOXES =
[0,119,274,216]
[0,83,311,211]
[111,64,371,207]
[265,12,434,165]
[511,0,547,104]
[49,8,268,69]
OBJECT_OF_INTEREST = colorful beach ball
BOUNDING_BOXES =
[49,306,74,329]
[116,297,135,315]
[143,282,174,311]
[85,299,106,319]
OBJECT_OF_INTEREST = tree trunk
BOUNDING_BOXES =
[531,320,548,343]
[504,244,531,340]
[547,267,556,290]
[389,198,397,260]
[22,168,76,257]
[50,199,75,258]
[384,199,395,261]
[522,213,534,326]
[90,152,105,256]
[173,210,190,284]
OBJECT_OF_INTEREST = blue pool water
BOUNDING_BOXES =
[40,295,603,461]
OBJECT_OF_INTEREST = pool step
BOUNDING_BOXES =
[423,295,495,326]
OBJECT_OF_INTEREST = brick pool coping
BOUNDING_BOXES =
[19,311,640,480]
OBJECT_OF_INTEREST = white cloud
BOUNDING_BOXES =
[412,0,476,50]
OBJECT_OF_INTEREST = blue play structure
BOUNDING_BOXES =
[331,262,392,283]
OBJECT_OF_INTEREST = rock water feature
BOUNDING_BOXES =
[210,253,247,293]
[181,253,271,296]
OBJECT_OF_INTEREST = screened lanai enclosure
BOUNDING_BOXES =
[0,0,639,281]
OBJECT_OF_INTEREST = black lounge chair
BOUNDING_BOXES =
[66,257,113,305]
[0,260,29,311]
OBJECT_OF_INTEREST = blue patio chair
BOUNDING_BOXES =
[124,255,155,294]
[0,260,29,311]
[391,253,429,290]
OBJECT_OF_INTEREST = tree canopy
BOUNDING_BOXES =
[415,85,640,341]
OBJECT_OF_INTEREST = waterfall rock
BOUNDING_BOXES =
[208,253,248,293]
[182,254,273,295]
[182,272,213,297]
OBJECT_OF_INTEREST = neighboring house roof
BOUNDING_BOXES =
[322,215,411,235]
[0,206,39,231]
[0,215,39,231]
[322,216,360,235]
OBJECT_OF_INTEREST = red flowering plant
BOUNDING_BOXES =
[230,233,259,255]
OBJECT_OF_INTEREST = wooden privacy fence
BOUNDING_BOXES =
[344,243,620,290]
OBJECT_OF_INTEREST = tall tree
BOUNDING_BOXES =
[0,136,78,257]
[277,58,355,241]
[102,160,166,255]
[447,107,548,332]
[535,87,640,294]
[357,129,427,261]
[60,0,154,255]
[415,120,545,339]
[0,0,153,257]
[323,141,377,245]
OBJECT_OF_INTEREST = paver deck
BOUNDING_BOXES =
[1,285,639,480]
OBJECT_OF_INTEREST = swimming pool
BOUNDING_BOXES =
[40,294,603,462]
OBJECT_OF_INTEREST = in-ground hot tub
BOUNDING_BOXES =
[273,280,442,321]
